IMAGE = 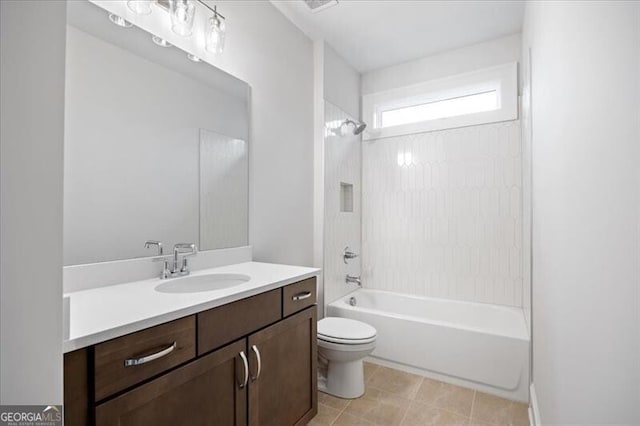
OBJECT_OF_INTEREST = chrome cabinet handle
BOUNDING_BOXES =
[292,291,312,301]
[124,342,176,367]
[239,351,249,389]
[250,345,261,381]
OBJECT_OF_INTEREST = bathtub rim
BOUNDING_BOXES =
[328,288,530,342]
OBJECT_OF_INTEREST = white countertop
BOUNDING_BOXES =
[63,261,320,353]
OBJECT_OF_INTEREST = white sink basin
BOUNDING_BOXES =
[155,273,251,294]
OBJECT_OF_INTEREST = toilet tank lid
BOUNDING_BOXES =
[318,317,377,340]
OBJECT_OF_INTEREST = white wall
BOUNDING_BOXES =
[0,0,66,404]
[323,44,361,119]
[323,102,362,305]
[212,1,315,266]
[313,40,326,313]
[520,44,533,335]
[362,34,521,95]
[523,1,640,423]
[311,40,362,311]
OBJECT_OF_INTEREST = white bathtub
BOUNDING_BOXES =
[327,289,530,402]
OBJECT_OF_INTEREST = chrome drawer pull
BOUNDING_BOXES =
[124,342,177,367]
[239,351,249,388]
[292,291,312,301]
[250,345,261,381]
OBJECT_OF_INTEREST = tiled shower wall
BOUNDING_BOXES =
[323,101,362,305]
[362,121,523,307]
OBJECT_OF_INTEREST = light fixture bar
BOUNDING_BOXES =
[195,0,225,20]
[156,0,225,20]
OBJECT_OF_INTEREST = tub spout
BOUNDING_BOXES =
[346,275,361,286]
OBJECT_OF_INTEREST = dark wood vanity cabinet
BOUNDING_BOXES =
[64,278,318,426]
[248,307,317,426]
[96,339,247,426]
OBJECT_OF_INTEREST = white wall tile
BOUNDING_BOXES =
[362,121,523,307]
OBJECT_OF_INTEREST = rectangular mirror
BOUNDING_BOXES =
[64,1,250,266]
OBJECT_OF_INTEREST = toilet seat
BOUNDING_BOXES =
[318,317,376,345]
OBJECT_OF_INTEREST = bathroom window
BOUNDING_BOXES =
[362,62,518,140]
[380,90,498,128]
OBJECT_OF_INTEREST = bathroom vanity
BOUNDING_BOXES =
[64,270,318,426]
[61,3,321,424]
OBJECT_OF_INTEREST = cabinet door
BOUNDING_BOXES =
[64,348,90,426]
[248,306,317,426]
[96,339,248,426]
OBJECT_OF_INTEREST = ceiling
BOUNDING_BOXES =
[271,0,525,73]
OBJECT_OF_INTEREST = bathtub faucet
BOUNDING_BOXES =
[346,275,361,286]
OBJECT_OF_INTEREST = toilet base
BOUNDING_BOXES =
[318,359,365,399]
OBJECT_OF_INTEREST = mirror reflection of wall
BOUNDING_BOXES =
[63,1,250,266]
[199,130,248,250]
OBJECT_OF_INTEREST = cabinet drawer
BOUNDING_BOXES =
[198,289,281,355]
[94,316,196,401]
[282,278,317,317]
[96,339,247,426]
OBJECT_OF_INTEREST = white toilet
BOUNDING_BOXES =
[317,317,377,399]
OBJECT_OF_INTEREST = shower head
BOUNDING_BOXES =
[343,119,367,135]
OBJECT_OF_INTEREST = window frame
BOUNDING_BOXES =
[362,62,518,140]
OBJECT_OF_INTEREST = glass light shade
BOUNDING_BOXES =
[127,0,152,15]
[205,16,226,54]
[170,0,196,37]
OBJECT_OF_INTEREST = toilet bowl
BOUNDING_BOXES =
[317,317,377,399]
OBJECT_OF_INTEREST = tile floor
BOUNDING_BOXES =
[310,362,529,426]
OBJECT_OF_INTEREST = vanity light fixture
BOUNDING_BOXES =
[108,1,228,57]
[152,35,172,47]
[186,53,201,62]
[127,0,153,15]
[203,4,226,54]
[108,13,133,28]
[170,0,196,37]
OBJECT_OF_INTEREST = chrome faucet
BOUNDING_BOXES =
[343,246,359,264]
[145,240,172,279]
[346,275,361,286]
[144,240,164,255]
[172,243,197,276]
[145,240,198,279]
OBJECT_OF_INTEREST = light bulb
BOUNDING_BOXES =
[187,53,201,62]
[170,0,195,37]
[205,15,226,54]
[127,0,152,15]
[108,13,132,28]
[152,35,172,48]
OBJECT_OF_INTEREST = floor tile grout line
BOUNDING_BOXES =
[410,398,476,420]
[328,362,379,425]
[396,399,411,426]
[469,390,477,423]
[397,375,423,426]
[327,390,356,426]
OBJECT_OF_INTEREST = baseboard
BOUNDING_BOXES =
[529,383,541,426]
